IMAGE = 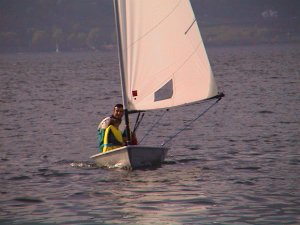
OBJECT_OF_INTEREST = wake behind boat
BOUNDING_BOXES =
[91,0,223,169]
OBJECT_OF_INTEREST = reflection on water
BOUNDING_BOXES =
[1,44,300,224]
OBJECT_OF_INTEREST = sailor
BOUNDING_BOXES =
[97,104,138,153]
[97,104,124,152]
[98,104,124,130]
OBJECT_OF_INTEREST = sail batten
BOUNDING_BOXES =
[117,0,219,111]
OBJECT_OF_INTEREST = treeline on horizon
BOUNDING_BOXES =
[1,25,299,53]
[0,0,299,53]
[0,0,115,52]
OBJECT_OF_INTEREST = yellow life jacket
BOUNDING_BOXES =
[102,125,124,153]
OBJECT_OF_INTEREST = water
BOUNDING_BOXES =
[0,44,299,224]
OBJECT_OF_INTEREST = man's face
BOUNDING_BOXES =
[113,107,124,119]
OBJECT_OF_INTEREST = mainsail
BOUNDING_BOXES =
[90,0,222,169]
[115,0,218,111]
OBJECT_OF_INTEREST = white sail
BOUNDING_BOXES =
[117,0,218,111]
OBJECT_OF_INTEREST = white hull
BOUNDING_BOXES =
[90,145,169,169]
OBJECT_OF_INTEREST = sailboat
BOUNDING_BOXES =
[90,0,223,169]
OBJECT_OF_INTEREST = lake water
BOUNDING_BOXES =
[0,44,299,224]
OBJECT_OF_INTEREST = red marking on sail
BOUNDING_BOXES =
[132,90,138,97]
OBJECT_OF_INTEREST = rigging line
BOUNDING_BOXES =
[161,97,222,147]
[134,112,141,131]
[133,112,145,133]
[139,110,168,144]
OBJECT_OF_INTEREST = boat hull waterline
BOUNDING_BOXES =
[90,145,169,169]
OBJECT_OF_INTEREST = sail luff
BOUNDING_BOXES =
[113,0,131,143]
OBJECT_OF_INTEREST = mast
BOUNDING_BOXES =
[113,0,131,144]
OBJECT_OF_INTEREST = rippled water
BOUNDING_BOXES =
[1,44,299,224]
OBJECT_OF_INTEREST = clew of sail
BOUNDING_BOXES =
[117,0,218,111]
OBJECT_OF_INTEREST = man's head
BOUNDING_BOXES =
[112,104,124,120]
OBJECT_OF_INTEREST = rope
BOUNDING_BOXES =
[139,110,168,144]
[133,112,144,133]
[161,98,221,147]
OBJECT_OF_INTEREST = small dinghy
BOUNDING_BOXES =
[91,0,223,169]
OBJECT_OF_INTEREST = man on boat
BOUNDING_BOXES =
[97,104,124,152]
[97,104,137,153]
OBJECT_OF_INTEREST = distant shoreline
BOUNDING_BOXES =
[1,42,299,55]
